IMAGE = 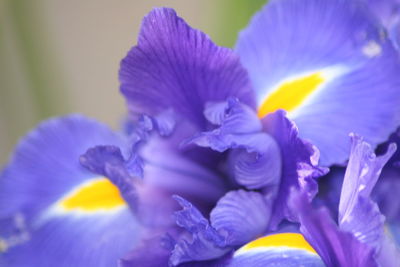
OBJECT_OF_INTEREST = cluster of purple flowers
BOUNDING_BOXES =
[1,0,400,266]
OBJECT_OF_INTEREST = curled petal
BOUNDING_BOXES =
[210,190,271,246]
[170,196,229,266]
[186,99,282,190]
[228,146,281,190]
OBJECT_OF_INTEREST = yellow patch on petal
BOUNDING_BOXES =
[257,72,326,118]
[236,233,317,255]
[59,178,126,212]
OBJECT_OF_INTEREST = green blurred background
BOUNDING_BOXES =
[0,0,266,165]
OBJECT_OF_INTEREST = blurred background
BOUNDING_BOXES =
[0,0,266,165]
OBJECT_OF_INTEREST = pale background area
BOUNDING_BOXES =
[0,0,265,165]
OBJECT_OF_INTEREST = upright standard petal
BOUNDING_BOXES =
[338,134,399,266]
[120,8,256,128]
[338,135,396,241]
[237,0,400,166]
[0,116,139,267]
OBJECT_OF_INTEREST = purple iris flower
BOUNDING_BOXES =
[1,0,400,266]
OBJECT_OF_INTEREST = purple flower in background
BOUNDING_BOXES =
[365,0,400,48]
[291,135,399,267]
[1,0,400,266]
[317,129,400,253]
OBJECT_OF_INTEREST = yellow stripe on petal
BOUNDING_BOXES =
[236,233,317,255]
[59,178,126,212]
[258,72,326,118]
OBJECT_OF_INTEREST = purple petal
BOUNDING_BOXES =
[80,145,139,211]
[316,135,400,266]
[119,234,175,267]
[208,98,262,134]
[170,196,230,266]
[203,101,233,126]
[338,135,395,231]
[120,8,255,128]
[338,134,399,264]
[122,114,228,211]
[228,146,281,190]
[153,109,176,137]
[210,190,271,246]
[290,189,377,267]
[263,110,328,229]
[339,134,396,212]
[237,0,400,166]
[141,134,227,204]
[80,143,188,229]
[187,99,282,190]
[0,115,139,267]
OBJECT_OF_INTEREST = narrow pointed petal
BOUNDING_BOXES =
[338,134,399,265]
[341,135,396,203]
